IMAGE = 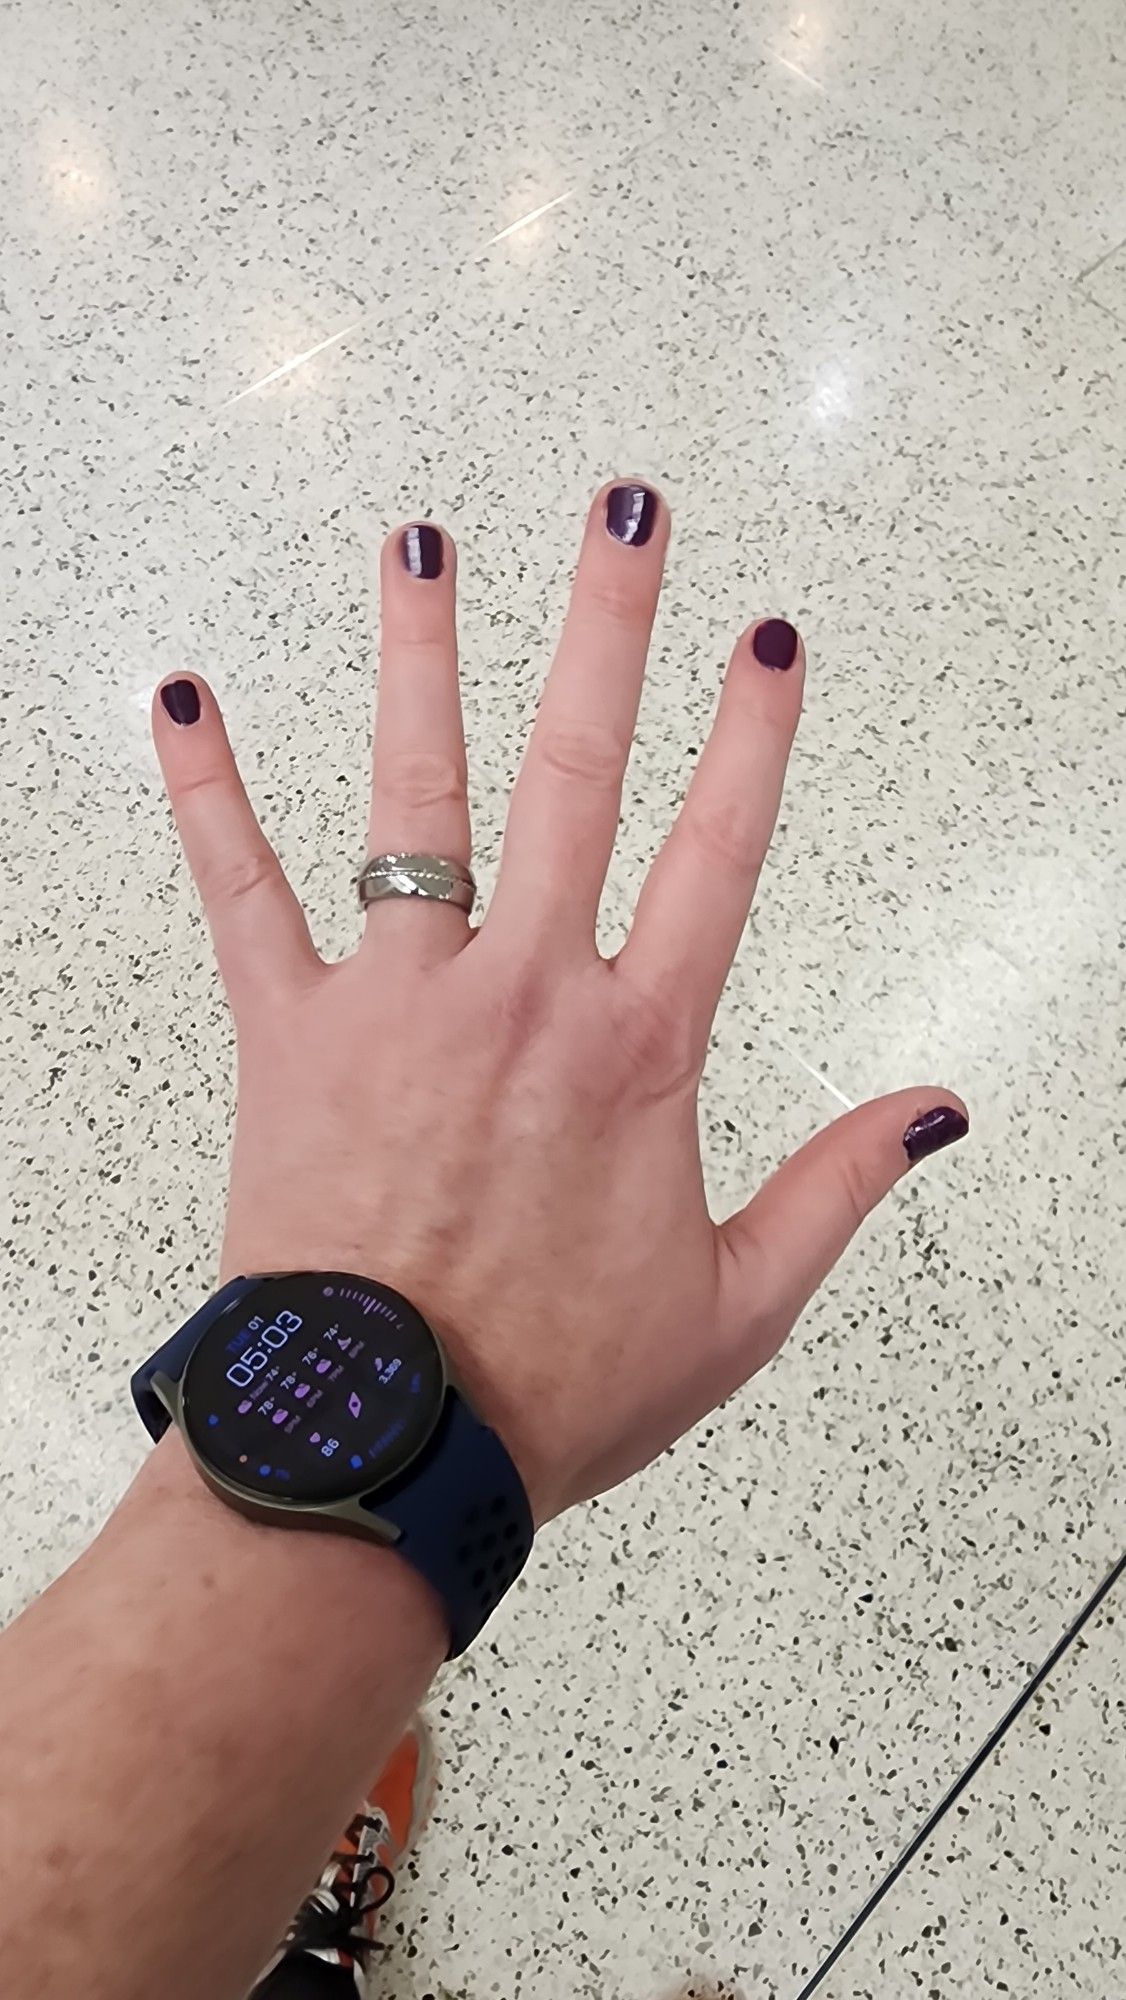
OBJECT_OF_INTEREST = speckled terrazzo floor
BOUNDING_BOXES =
[2,0,1124,1995]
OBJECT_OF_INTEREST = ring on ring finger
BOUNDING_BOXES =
[357,851,477,915]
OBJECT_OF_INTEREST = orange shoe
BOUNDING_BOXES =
[255,1716,435,1997]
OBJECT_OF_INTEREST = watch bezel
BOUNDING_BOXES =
[169,1271,450,1517]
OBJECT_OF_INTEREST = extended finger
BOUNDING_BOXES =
[718,1088,970,1352]
[619,617,804,1054]
[366,523,470,958]
[488,481,670,947]
[152,675,319,1006]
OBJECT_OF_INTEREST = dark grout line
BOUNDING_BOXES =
[792,1548,1126,2000]
[1075,234,1126,286]
[1074,283,1126,336]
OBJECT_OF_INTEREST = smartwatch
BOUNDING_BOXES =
[131,1271,534,1656]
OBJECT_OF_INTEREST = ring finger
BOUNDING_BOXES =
[365,522,471,957]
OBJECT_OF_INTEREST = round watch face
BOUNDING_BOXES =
[180,1274,446,1504]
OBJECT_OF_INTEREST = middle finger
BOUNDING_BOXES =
[488,481,669,947]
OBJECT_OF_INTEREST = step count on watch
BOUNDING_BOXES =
[132,1270,534,1655]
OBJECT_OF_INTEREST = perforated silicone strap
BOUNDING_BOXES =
[131,1280,533,1656]
[370,1392,534,1656]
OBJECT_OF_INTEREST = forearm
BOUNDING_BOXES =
[0,1434,446,2000]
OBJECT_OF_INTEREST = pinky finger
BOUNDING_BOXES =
[152,676,320,1008]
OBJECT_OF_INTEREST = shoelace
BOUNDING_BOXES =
[286,1812,396,1970]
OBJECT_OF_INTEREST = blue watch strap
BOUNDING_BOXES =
[132,1277,533,1657]
[368,1391,534,1657]
[130,1276,256,1438]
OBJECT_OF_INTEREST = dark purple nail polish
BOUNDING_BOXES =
[751,619,799,671]
[605,483,658,548]
[903,1105,969,1164]
[160,679,201,726]
[401,523,443,579]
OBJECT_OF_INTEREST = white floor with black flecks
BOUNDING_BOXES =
[2,0,1124,1993]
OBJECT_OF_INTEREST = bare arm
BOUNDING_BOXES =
[0,486,966,2000]
[0,1434,445,2000]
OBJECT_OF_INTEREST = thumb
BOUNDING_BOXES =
[718,1088,969,1339]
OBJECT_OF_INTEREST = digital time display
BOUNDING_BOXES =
[180,1273,446,1503]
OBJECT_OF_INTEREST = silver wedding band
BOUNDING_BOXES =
[357,852,476,915]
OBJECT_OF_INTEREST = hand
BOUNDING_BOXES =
[152,483,967,1525]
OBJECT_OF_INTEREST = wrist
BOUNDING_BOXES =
[120,1432,449,1666]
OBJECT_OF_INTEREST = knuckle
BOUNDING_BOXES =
[682,797,763,879]
[609,975,700,1101]
[173,764,227,808]
[387,625,450,658]
[199,841,279,911]
[835,1148,878,1235]
[582,572,648,626]
[379,749,467,813]
[536,721,625,790]
[492,950,555,1054]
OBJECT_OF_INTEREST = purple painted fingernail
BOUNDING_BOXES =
[160,679,201,726]
[751,619,799,670]
[401,523,444,579]
[903,1105,969,1164]
[606,483,658,547]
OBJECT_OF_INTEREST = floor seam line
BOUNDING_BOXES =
[790,1548,1126,1998]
